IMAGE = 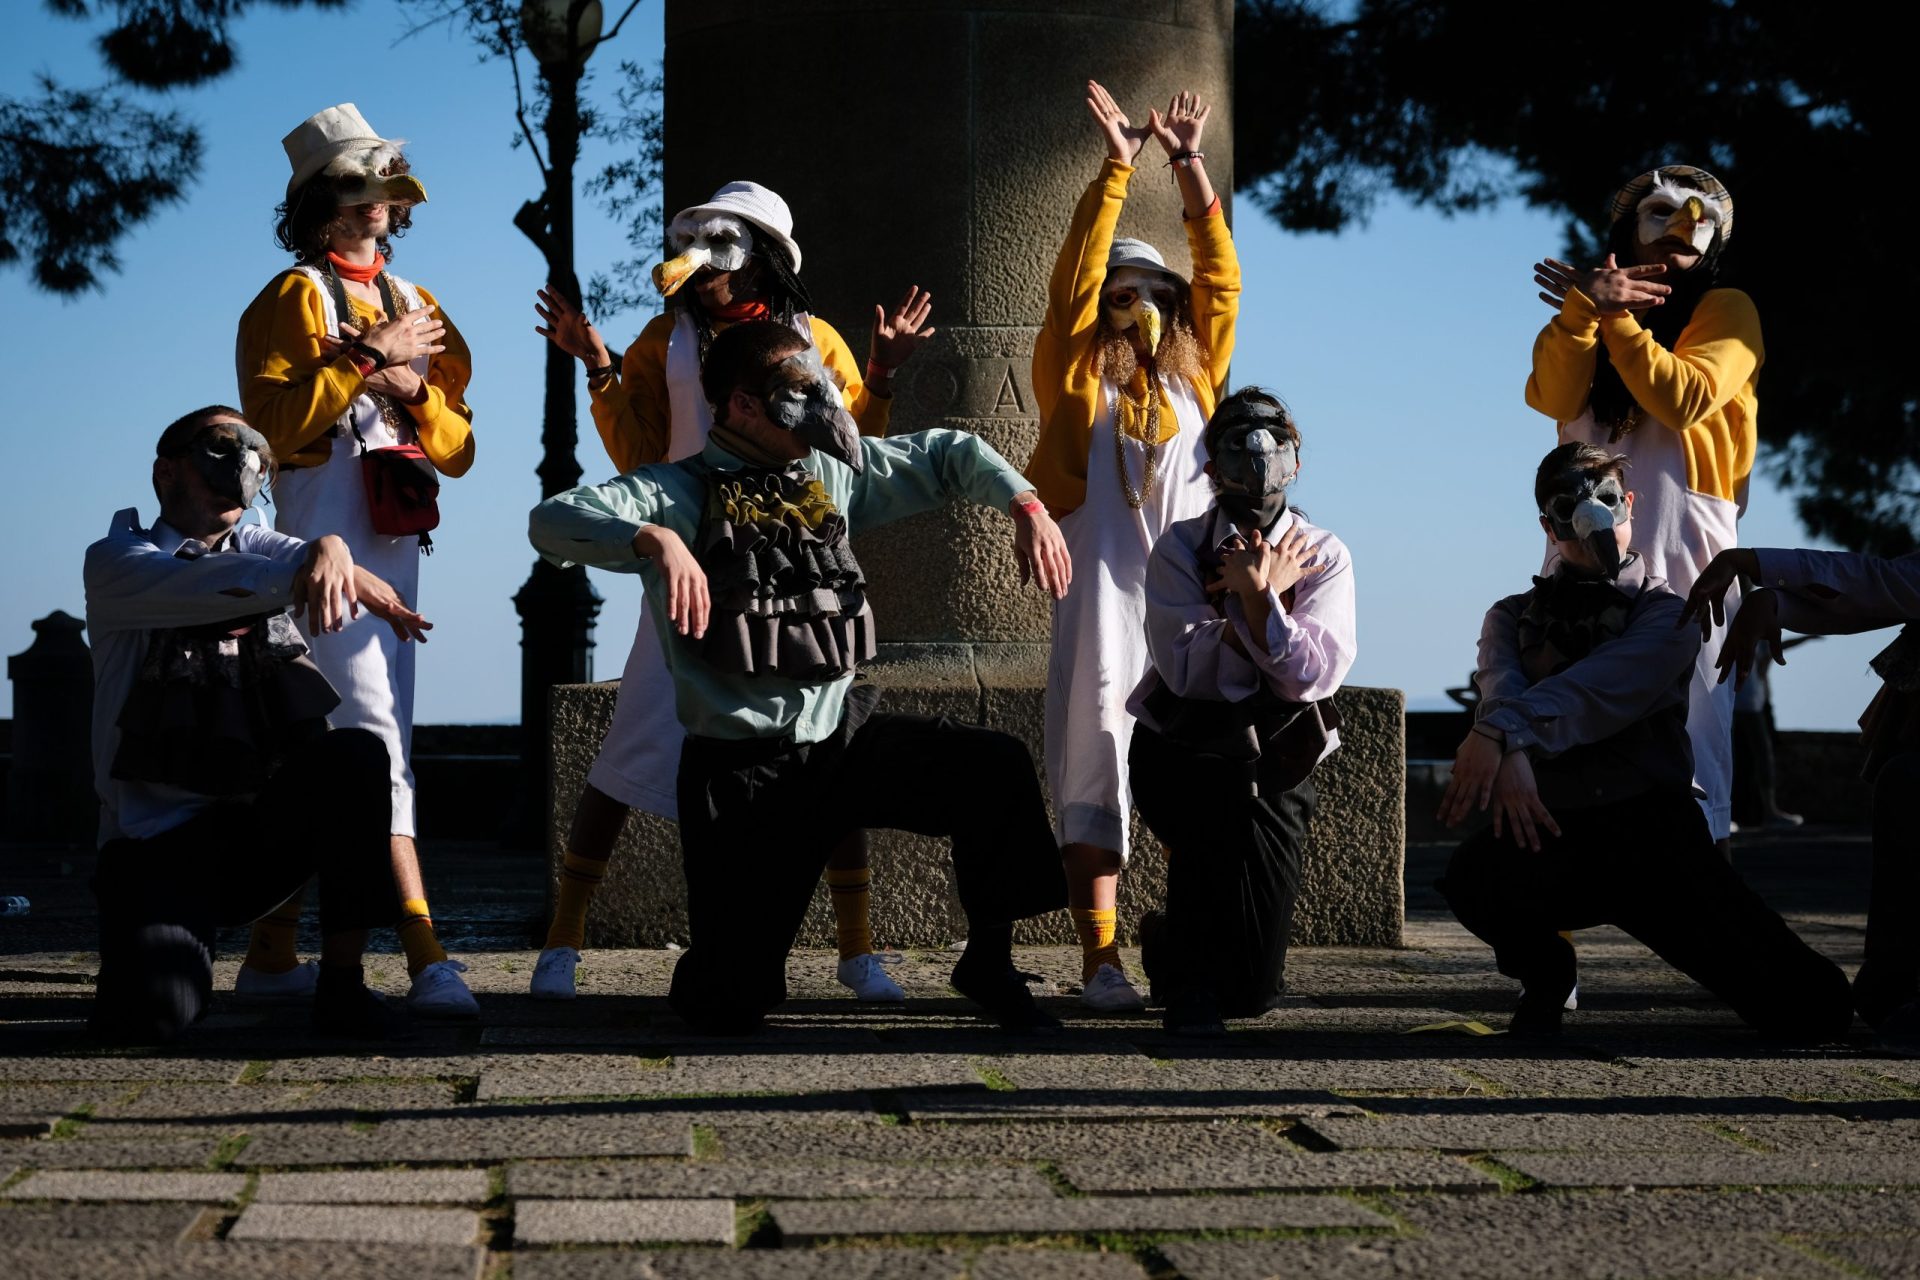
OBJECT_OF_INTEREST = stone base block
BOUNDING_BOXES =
[548,644,1404,949]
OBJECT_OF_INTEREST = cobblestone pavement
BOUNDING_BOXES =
[0,830,1914,1278]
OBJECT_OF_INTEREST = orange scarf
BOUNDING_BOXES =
[327,251,386,284]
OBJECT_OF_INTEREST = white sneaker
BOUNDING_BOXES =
[1079,963,1145,1012]
[1564,983,1579,1012]
[233,960,318,1004]
[407,959,479,1019]
[530,947,580,1001]
[837,953,906,1002]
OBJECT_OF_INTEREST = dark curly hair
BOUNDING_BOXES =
[674,237,814,365]
[273,159,416,264]
[1586,211,1731,436]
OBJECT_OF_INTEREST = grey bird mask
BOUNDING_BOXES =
[1541,471,1630,579]
[175,422,272,510]
[762,348,864,475]
[1209,403,1299,530]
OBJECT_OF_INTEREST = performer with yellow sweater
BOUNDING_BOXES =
[233,104,478,1017]
[531,182,935,1002]
[1528,165,1760,845]
[1028,81,1240,1010]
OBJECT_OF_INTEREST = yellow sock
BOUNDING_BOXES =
[397,897,448,977]
[1071,907,1119,982]
[824,866,874,961]
[545,849,609,952]
[244,890,305,974]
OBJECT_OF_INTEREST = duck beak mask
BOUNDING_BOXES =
[759,348,864,475]
[1103,266,1177,356]
[654,212,754,297]
[1542,470,1630,579]
[327,141,427,209]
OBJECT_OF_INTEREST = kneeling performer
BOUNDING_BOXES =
[529,321,1073,1034]
[1435,442,1849,1039]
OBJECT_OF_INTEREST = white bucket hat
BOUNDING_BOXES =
[282,103,425,205]
[672,181,804,274]
[1107,236,1178,280]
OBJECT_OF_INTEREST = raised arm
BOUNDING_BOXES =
[1599,287,1762,430]
[1478,591,1700,756]
[528,470,679,573]
[1150,90,1238,391]
[844,428,1029,530]
[813,318,891,438]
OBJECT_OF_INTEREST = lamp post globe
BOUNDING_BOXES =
[521,0,604,68]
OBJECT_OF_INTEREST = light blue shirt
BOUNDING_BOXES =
[83,508,309,842]
[529,431,1031,743]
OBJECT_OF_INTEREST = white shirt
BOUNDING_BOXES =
[83,508,308,842]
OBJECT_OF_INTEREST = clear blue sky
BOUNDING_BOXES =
[0,3,1885,730]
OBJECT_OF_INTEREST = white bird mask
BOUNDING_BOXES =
[653,212,755,297]
[1634,178,1727,255]
[1103,266,1179,356]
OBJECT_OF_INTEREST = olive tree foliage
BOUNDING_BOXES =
[396,0,663,323]
[1236,0,1916,554]
[3,0,345,294]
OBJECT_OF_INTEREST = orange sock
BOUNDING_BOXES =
[1071,907,1120,982]
[397,897,448,977]
[824,866,874,961]
[545,849,609,952]
[244,890,306,974]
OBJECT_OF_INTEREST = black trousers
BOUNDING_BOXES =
[1438,788,1851,1040]
[90,728,399,1042]
[668,702,1068,1032]
[1730,708,1777,825]
[1130,723,1316,1018]
[1858,751,1920,1023]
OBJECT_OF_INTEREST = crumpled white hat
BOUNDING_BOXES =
[672,181,804,274]
[1107,236,1178,279]
[282,103,416,200]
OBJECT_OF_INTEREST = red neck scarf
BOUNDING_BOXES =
[710,297,772,323]
[327,251,386,284]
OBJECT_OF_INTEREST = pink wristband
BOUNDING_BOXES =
[1014,497,1045,517]
[865,360,895,382]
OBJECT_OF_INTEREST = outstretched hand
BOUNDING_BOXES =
[870,286,937,374]
[1535,255,1671,316]
[1011,495,1072,599]
[1680,548,1758,644]
[1085,79,1149,165]
[1715,588,1786,690]
[1148,90,1210,155]
[354,566,432,643]
[634,525,709,639]
[535,285,613,370]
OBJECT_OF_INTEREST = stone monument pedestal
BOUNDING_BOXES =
[546,651,1405,950]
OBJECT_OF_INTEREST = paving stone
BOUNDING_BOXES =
[1295,1112,1739,1152]
[1506,1152,1920,1189]
[1389,1188,1920,1238]
[769,1194,1387,1242]
[8,1136,224,1168]
[1152,1051,1471,1094]
[1720,1116,1920,1153]
[902,1087,1362,1123]
[236,1114,689,1165]
[477,1051,980,1101]
[1058,1150,1498,1193]
[254,1169,492,1203]
[986,1053,1163,1089]
[88,1085,315,1120]
[1608,1057,1904,1099]
[479,1024,881,1048]
[258,1054,495,1083]
[0,1242,486,1280]
[512,1197,735,1245]
[1158,1233,1847,1279]
[0,1086,111,1137]
[0,1171,246,1201]
[0,1202,205,1241]
[1806,1236,1920,1279]
[710,1118,1292,1163]
[0,1058,245,1083]
[227,1202,481,1245]
[1440,1056,1642,1095]
[510,1158,1055,1199]
[511,1249,970,1279]
[971,1252,1149,1280]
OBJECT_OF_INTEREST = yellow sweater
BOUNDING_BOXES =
[588,312,890,474]
[1526,285,1761,502]
[237,270,476,476]
[1026,159,1240,518]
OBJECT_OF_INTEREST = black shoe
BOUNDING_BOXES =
[1507,992,1566,1038]
[1875,1000,1920,1058]
[313,968,410,1040]
[951,960,1062,1034]
[1163,994,1226,1038]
